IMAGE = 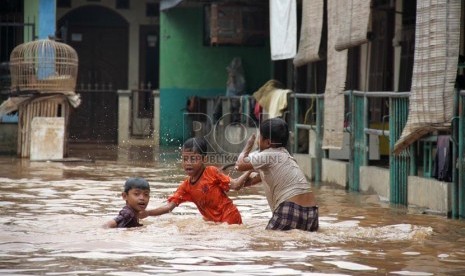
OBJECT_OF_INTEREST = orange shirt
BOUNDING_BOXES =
[168,166,242,224]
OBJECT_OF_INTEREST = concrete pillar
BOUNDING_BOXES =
[128,24,139,89]
[118,89,160,146]
[153,90,160,145]
[117,89,131,145]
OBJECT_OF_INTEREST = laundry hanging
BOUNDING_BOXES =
[270,0,297,60]
[334,0,372,51]
[322,0,348,150]
[393,0,460,154]
[293,0,325,66]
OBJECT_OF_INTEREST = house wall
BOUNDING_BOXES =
[305,159,452,215]
[57,0,158,91]
[0,123,17,155]
[24,0,56,40]
[159,7,271,145]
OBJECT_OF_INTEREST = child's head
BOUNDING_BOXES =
[182,137,208,156]
[259,118,289,149]
[122,177,150,212]
[181,137,208,177]
[124,177,150,193]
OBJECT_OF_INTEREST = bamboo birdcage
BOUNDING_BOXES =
[9,39,78,93]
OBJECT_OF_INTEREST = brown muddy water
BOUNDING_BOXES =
[1,144,465,275]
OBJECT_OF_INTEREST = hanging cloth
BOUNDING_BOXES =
[293,0,325,66]
[270,0,297,60]
[322,0,348,149]
[334,0,372,51]
[393,0,460,154]
[432,135,452,182]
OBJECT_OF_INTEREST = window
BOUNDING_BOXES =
[116,0,129,9]
[204,3,268,46]
[146,3,159,17]
[57,0,71,8]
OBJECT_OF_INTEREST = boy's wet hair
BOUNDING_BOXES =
[182,137,208,156]
[260,118,289,147]
[124,177,150,193]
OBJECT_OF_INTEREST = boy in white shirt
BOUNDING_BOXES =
[235,118,319,232]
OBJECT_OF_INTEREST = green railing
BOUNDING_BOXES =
[388,94,410,205]
[453,89,465,218]
[349,91,368,192]
[292,91,412,205]
[347,91,411,203]
[291,93,325,183]
[189,88,465,213]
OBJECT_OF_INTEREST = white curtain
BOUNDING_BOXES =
[270,0,297,60]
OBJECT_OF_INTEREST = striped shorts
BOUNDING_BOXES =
[266,202,319,232]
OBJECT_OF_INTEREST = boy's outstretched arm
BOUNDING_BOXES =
[103,219,117,229]
[244,172,262,187]
[235,133,256,171]
[229,170,252,190]
[139,201,177,219]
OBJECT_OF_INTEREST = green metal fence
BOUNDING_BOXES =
[291,93,325,182]
[454,89,465,218]
[288,90,465,213]
[347,91,411,204]
[291,89,465,213]
[292,91,414,205]
[388,94,410,205]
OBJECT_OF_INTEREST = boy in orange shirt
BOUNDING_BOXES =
[139,137,250,224]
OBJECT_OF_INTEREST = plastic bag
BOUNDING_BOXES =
[225,57,245,97]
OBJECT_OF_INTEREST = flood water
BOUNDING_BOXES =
[1,144,465,275]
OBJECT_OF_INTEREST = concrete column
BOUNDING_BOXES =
[153,90,160,145]
[128,23,139,89]
[117,89,131,145]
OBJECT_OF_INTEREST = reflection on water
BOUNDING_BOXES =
[1,145,465,275]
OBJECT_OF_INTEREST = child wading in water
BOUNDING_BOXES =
[235,118,319,232]
[139,137,251,224]
[103,177,151,228]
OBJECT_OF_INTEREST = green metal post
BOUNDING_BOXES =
[315,97,324,183]
[389,97,409,205]
[350,93,367,192]
[389,97,396,202]
[293,95,299,153]
[459,92,465,217]
[410,143,417,176]
[349,91,354,190]
[457,90,464,217]
[450,89,460,218]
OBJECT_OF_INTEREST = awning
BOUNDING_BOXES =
[160,0,184,11]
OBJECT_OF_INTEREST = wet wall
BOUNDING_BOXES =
[159,7,271,145]
[24,0,56,40]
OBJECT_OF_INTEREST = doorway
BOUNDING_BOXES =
[57,6,128,143]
